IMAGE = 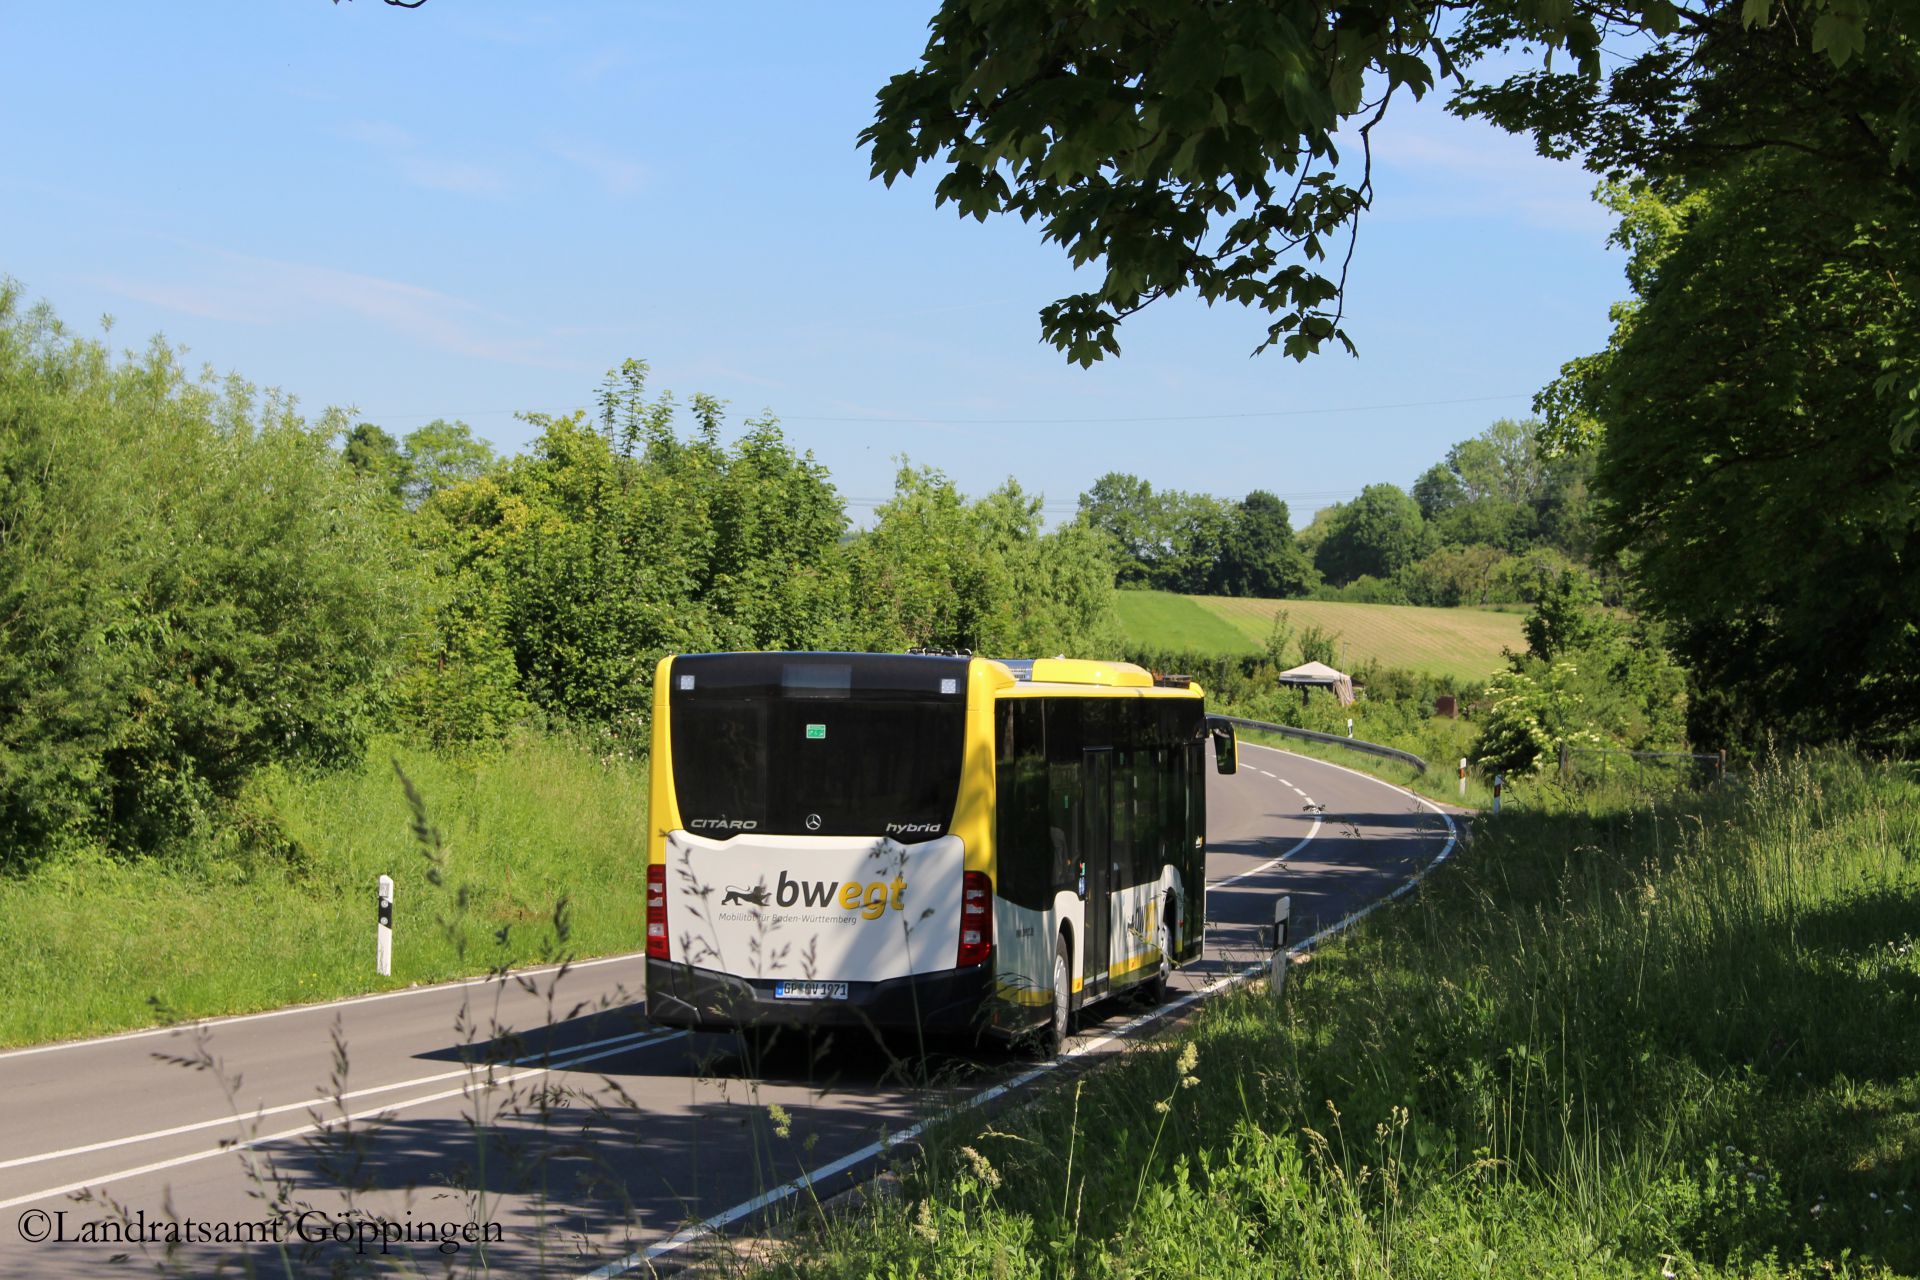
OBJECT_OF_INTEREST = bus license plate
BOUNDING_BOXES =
[773,981,847,1000]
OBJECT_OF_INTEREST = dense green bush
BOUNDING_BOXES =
[0,288,410,862]
[413,363,851,739]
[849,468,1121,656]
[400,366,1123,746]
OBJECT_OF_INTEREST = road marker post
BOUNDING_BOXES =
[1346,718,1353,738]
[377,875,394,977]
[1458,757,1467,799]
[1493,773,1503,815]
[1270,895,1291,998]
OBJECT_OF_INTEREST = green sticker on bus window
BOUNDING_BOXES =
[806,724,826,740]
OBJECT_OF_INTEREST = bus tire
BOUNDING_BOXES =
[1035,934,1072,1060]
[1139,891,1174,1006]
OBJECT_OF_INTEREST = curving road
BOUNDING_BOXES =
[0,745,1456,1277]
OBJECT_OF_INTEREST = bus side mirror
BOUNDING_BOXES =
[1207,718,1238,775]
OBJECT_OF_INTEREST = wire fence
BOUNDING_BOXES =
[1559,744,1727,790]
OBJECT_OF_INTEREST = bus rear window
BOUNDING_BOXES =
[671,695,966,838]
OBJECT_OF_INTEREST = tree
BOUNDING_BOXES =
[1312,483,1429,585]
[0,288,410,859]
[1522,566,1615,663]
[1153,491,1234,593]
[1073,473,1237,592]
[401,418,494,507]
[1411,463,1465,521]
[859,0,1731,364]
[1077,472,1161,587]
[854,468,1121,656]
[1213,490,1316,597]
[849,465,999,652]
[864,0,1919,399]
[428,364,853,732]
[1399,542,1506,607]
[342,421,408,502]
[1546,159,1920,748]
[1461,0,1920,447]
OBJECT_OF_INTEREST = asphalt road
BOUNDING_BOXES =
[0,745,1456,1278]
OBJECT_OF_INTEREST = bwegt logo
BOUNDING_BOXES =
[775,870,907,920]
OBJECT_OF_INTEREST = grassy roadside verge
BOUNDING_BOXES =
[0,731,648,1048]
[764,752,1920,1278]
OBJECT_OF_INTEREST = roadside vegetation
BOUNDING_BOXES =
[0,733,647,1047]
[765,751,1920,1279]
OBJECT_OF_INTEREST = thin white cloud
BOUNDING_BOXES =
[1365,112,1612,237]
[344,119,415,151]
[344,117,511,198]
[574,47,631,86]
[78,275,272,326]
[551,140,647,195]
[92,247,591,373]
[399,155,510,196]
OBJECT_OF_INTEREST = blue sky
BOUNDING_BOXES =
[1,3,1624,524]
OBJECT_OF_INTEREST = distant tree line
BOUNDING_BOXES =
[1075,476,1316,597]
[1078,417,1599,610]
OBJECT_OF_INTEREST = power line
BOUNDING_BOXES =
[355,391,1527,427]
[781,393,1527,425]
[840,488,1365,509]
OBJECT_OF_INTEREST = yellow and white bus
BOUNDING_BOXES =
[643,651,1237,1054]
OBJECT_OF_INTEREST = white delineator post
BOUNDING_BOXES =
[1270,894,1292,997]
[1493,773,1504,816]
[377,874,394,977]
[1459,757,1468,799]
[1346,718,1354,738]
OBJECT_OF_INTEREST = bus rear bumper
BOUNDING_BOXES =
[645,958,1008,1040]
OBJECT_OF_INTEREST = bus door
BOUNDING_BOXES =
[1080,748,1112,1000]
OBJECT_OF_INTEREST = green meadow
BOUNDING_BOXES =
[1114,589,1525,683]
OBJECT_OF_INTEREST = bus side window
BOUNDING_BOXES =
[1151,746,1173,877]
[995,701,1051,910]
[1049,762,1077,891]
[1186,740,1206,852]
[1134,749,1161,884]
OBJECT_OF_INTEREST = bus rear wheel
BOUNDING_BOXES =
[1033,935,1072,1060]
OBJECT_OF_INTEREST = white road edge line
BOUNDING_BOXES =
[0,1026,674,1173]
[0,1030,686,1210]
[0,952,651,1063]
[583,753,1461,1279]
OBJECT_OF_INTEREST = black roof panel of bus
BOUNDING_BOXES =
[669,652,972,698]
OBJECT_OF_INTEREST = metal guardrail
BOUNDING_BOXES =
[1214,714,1429,774]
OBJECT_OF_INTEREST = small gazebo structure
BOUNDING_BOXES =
[1275,660,1354,706]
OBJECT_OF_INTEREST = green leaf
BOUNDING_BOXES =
[1810,11,1865,67]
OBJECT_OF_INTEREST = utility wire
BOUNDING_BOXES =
[356,391,1526,426]
[781,393,1526,425]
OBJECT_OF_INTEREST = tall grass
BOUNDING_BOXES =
[0,731,649,1047]
[766,752,1920,1278]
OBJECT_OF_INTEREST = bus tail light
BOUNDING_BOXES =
[957,870,992,967]
[646,864,669,960]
